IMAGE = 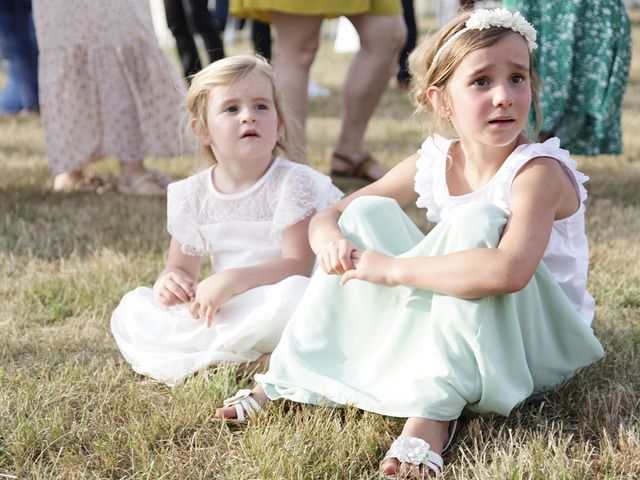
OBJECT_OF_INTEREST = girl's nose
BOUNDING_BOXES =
[493,85,514,107]
[241,108,256,123]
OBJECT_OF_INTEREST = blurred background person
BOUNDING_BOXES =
[503,0,631,155]
[230,0,407,182]
[33,0,190,195]
[396,0,416,90]
[163,0,225,79]
[0,0,39,115]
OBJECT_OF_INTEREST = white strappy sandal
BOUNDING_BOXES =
[381,419,458,478]
[220,389,265,422]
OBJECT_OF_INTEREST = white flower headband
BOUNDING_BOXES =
[432,8,538,65]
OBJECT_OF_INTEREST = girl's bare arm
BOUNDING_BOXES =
[310,154,420,273]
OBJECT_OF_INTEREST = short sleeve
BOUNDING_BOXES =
[166,176,207,256]
[270,165,343,236]
[414,135,448,223]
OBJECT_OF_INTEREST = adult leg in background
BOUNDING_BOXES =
[270,12,323,137]
[182,0,225,63]
[331,13,406,181]
[397,0,416,89]
[163,0,200,77]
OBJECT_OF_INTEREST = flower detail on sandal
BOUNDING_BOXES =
[222,389,265,422]
[383,436,444,476]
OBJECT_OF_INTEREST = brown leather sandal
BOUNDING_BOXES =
[330,151,386,183]
[117,172,166,197]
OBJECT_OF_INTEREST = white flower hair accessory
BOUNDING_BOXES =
[432,8,538,65]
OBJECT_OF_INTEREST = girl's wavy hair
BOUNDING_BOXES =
[408,10,542,140]
[185,54,303,164]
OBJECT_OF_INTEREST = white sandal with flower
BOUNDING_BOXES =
[381,419,458,478]
[220,389,265,422]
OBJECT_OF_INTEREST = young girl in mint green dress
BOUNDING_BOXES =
[215,8,604,477]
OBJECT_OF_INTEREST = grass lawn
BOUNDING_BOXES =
[1,10,639,480]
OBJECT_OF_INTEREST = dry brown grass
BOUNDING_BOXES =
[1,10,639,480]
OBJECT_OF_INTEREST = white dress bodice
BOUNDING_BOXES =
[167,157,343,272]
[414,135,595,325]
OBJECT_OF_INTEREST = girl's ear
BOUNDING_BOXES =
[277,117,284,138]
[426,86,451,119]
[191,117,211,146]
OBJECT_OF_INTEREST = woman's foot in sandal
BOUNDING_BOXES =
[214,384,270,422]
[380,417,458,478]
[117,167,175,196]
[53,171,113,193]
[330,151,387,183]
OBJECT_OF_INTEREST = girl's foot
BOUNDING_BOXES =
[380,418,454,478]
[214,384,270,420]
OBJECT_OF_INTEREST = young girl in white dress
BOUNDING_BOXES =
[214,9,604,478]
[111,55,342,387]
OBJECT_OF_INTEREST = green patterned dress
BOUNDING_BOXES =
[503,0,631,155]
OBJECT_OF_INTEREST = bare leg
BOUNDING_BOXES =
[380,417,452,478]
[270,13,323,135]
[331,13,406,180]
[215,383,270,419]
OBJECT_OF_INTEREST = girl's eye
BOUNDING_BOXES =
[225,105,238,113]
[511,74,525,84]
[256,103,269,110]
[473,78,489,87]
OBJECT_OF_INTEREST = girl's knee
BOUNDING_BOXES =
[443,204,508,248]
[340,195,401,226]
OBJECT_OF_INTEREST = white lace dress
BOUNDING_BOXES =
[111,158,343,386]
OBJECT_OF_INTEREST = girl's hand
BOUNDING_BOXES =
[318,238,357,274]
[340,249,397,287]
[189,273,234,327]
[153,270,195,307]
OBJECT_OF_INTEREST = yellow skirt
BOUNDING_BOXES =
[230,0,402,23]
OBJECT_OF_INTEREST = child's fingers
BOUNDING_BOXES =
[340,270,355,286]
[189,301,200,319]
[165,278,191,304]
[338,243,355,271]
[205,305,215,327]
[350,248,362,266]
[158,288,181,307]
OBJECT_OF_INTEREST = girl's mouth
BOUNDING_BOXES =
[488,118,515,125]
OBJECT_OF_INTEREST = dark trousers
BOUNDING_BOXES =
[163,0,224,78]
[0,0,39,112]
[398,0,416,84]
[251,20,271,61]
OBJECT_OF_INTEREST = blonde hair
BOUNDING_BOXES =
[408,10,542,139]
[185,54,303,164]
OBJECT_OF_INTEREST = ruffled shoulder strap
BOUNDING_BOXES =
[270,160,343,237]
[166,168,211,256]
[511,138,589,204]
[414,134,452,222]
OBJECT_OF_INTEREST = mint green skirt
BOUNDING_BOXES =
[257,196,604,420]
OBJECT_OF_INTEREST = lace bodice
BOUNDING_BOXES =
[167,157,342,271]
[414,135,594,325]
